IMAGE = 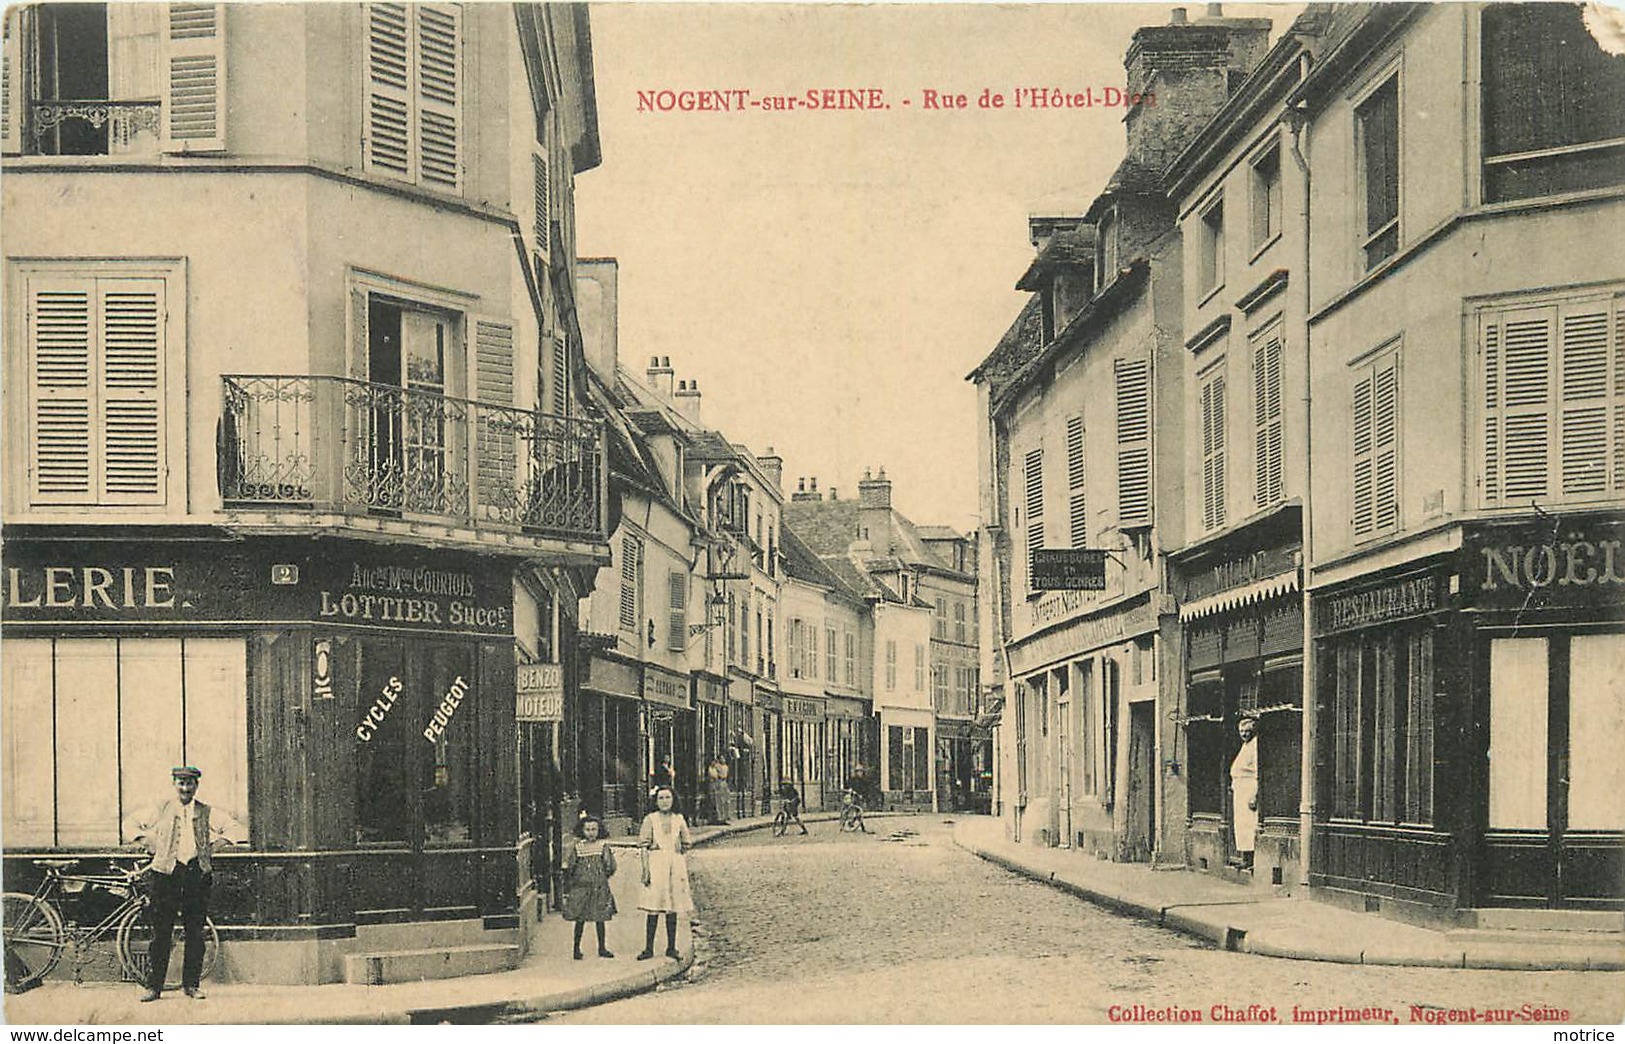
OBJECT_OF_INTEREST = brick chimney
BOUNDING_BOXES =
[1122,6,1271,175]
[792,476,822,503]
[858,467,894,553]
[756,446,783,492]
[857,466,892,509]
[675,378,702,424]
[645,355,675,402]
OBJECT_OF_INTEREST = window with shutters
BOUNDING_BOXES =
[1115,357,1153,528]
[1252,326,1285,507]
[1022,448,1044,591]
[765,609,775,679]
[363,3,462,194]
[844,630,857,686]
[885,640,897,691]
[1481,3,1625,204]
[8,4,226,157]
[1355,73,1400,271]
[1479,291,1625,507]
[618,535,642,632]
[1199,362,1227,531]
[1065,414,1087,548]
[550,335,569,416]
[826,625,837,681]
[21,268,178,509]
[933,596,947,639]
[666,570,687,653]
[914,644,925,692]
[725,591,737,666]
[953,601,967,644]
[1350,345,1401,538]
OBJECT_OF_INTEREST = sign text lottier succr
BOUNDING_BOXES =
[1031,549,1108,591]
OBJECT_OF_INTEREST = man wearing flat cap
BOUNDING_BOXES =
[122,766,246,1002]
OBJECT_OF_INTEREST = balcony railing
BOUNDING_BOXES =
[220,375,605,543]
[30,99,161,156]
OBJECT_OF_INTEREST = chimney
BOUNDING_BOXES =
[646,355,675,402]
[858,466,892,509]
[1028,215,1080,254]
[828,487,837,501]
[791,475,822,503]
[1121,7,1271,174]
[575,259,619,385]
[675,377,702,424]
[756,446,783,491]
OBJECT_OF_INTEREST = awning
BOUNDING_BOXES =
[1179,569,1300,622]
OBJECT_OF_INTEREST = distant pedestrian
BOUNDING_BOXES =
[707,756,731,825]
[560,813,618,960]
[636,785,693,961]
[121,766,246,1002]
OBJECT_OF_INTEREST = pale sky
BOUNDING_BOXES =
[576,3,1298,533]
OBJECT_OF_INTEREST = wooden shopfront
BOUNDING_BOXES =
[2,533,524,983]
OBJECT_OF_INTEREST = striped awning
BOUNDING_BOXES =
[1179,569,1300,622]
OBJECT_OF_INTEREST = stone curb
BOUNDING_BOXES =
[952,822,1625,973]
[401,951,696,1025]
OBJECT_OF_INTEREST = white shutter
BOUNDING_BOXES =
[1615,297,1625,492]
[619,535,640,631]
[1482,316,1501,502]
[415,3,461,193]
[1500,309,1555,502]
[1115,357,1152,527]
[1372,353,1399,531]
[533,147,551,261]
[1201,370,1226,531]
[162,3,227,153]
[1351,372,1374,535]
[364,2,413,180]
[29,280,96,504]
[2,8,21,155]
[1065,415,1086,547]
[1253,333,1284,506]
[551,334,568,416]
[472,316,514,515]
[99,281,166,503]
[667,570,687,652]
[1023,448,1044,585]
[1558,304,1610,496]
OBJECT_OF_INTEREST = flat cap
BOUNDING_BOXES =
[171,765,202,780]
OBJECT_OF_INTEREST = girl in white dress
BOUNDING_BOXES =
[636,785,694,960]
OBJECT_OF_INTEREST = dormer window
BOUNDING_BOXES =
[1096,210,1120,293]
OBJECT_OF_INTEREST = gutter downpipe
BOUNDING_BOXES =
[1286,50,1316,891]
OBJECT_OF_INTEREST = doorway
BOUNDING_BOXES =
[1125,701,1156,862]
[366,297,463,514]
[1483,633,1625,908]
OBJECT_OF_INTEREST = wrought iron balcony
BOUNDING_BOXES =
[219,375,606,544]
[30,99,162,155]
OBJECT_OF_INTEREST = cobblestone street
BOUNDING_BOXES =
[554,818,1621,1025]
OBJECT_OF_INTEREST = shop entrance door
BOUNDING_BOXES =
[1484,634,1625,908]
[1125,701,1156,862]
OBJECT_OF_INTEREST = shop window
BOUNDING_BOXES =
[1,637,247,847]
[1185,673,1226,816]
[1328,626,1436,825]
[1481,3,1625,203]
[1356,74,1400,271]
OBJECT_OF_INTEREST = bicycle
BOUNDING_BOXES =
[839,789,870,834]
[3,859,219,993]
[771,797,808,837]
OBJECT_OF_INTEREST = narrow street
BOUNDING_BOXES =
[554,819,1619,1025]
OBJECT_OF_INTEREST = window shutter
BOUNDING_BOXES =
[1254,333,1284,507]
[1065,414,1086,547]
[619,536,639,631]
[533,148,551,261]
[29,280,96,504]
[551,334,568,415]
[364,3,413,180]
[472,316,515,513]
[1201,371,1226,530]
[162,3,227,153]
[1372,354,1399,530]
[1,8,21,155]
[1351,372,1375,534]
[415,3,461,193]
[1558,303,1610,495]
[99,281,166,504]
[1023,448,1044,584]
[667,570,687,652]
[1498,309,1555,501]
[1616,296,1625,492]
[1115,357,1152,526]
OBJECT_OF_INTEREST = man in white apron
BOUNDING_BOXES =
[1230,715,1259,871]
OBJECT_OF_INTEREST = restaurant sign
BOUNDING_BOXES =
[1316,572,1442,635]
[516,663,564,722]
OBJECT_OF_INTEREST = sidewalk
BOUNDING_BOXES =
[954,817,1625,972]
[3,812,837,1026]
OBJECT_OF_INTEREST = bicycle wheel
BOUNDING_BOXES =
[772,811,788,837]
[115,903,219,987]
[3,893,65,992]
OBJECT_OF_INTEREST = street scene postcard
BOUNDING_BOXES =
[1,0,1623,1032]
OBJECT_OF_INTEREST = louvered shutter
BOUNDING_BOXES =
[667,570,687,652]
[415,4,461,193]
[1,8,21,155]
[1615,296,1625,493]
[551,334,568,416]
[1065,415,1087,547]
[99,280,166,503]
[533,147,551,262]
[1371,354,1399,530]
[619,536,640,631]
[162,3,227,153]
[1115,357,1152,527]
[472,316,515,517]
[29,280,96,504]
[1351,372,1375,534]
[1482,307,1555,504]
[364,3,413,180]
[1254,333,1284,507]
[1023,448,1044,587]
[1201,371,1226,531]
[1558,302,1610,496]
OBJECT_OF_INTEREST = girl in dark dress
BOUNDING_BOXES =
[560,813,618,959]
